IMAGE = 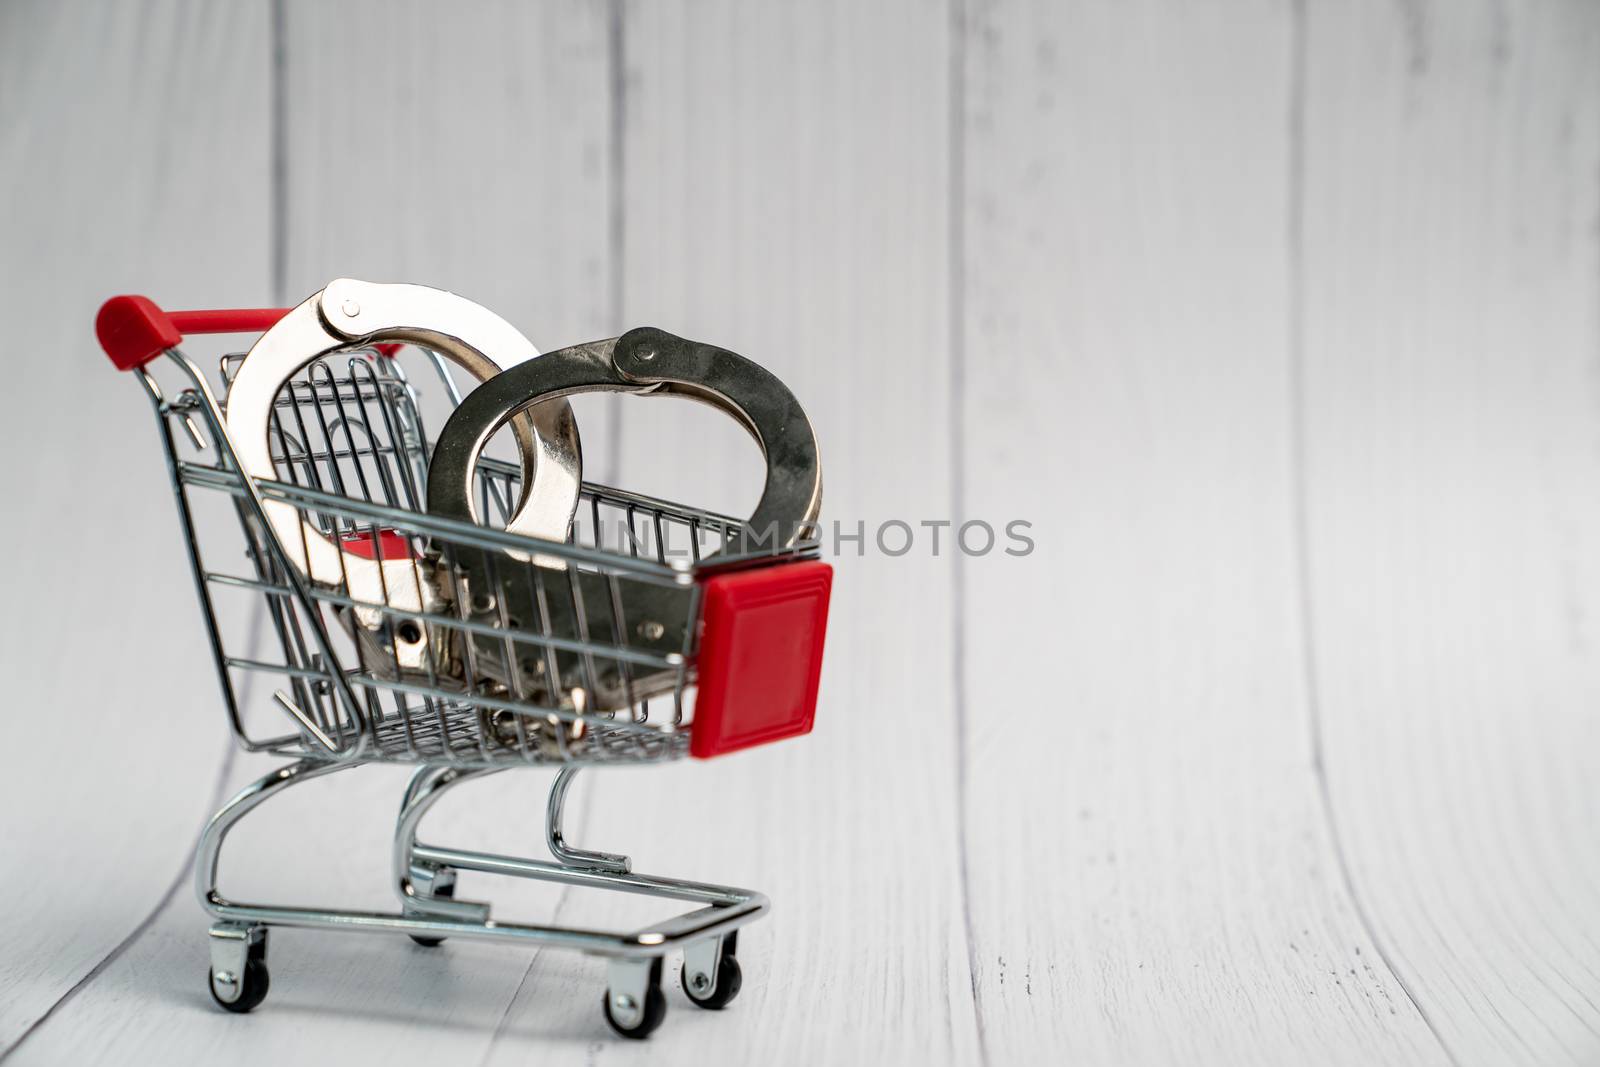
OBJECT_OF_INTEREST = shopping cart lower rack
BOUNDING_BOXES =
[96,288,833,1039]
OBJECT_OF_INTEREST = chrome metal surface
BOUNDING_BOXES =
[683,935,727,999]
[316,279,584,551]
[140,337,813,766]
[429,327,822,550]
[392,765,495,922]
[607,958,656,1029]
[126,318,816,1036]
[425,327,823,710]
[207,923,263,1005]
[158,343,749,762]
[223,279,582,673]
[547,766,632,873]
[195,758,768,959]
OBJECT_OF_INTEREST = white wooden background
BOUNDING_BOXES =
[1,1,1597,1064]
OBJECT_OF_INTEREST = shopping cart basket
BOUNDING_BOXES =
[95,289,832,1038]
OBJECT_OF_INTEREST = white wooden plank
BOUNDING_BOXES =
[6,755,574,1067]
[476,1,983,1061]
[0,0,270,1051]
[6,3,617,1063]
[12,2,1592,1062]
[279,0,616,354]
[959,1,1450,1062]
[1300,2,1600,1063]
[273,1,620,1047]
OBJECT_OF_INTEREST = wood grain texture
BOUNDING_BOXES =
[278,0,615,352]
[958,1,1449,1062]
[1300,2,1600,1063]
[14,4,978,1059]
[4,0,1599,1063]
[7,756,578,1066]
[478,2,982,1061]
[0,0,269,1051]
[7,3,620,1063]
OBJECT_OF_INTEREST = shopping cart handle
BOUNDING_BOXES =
[97,295,401,371]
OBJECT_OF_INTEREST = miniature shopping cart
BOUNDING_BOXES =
[96,292,832,1039]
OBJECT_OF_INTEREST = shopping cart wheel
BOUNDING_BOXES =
[208,924,269,1013]
[209,959,269,1014]
[407,877,455,947]
[681,930,743,1010]
[603,958,667,1039]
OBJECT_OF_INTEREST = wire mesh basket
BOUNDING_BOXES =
[149,334,825,768]
[96,287,832,1038]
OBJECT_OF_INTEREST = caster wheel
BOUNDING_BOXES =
[682,932,742,1010]
[209,957,269,1014]
[603,959,667,1039]
[408,878,454,947]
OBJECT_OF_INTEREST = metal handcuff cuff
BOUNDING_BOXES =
[426,326,823,717]
[223,279,581,674]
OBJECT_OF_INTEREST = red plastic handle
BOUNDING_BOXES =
[97,296,289,371]
[97,295,402,371]
[168,308,290,336]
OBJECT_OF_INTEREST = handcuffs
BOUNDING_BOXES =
[225,280,821,732]
[426,326,822,713]
[223,279,582,674]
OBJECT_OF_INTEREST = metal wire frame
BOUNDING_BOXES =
[137,344,819,769]
[124,339,803,1032]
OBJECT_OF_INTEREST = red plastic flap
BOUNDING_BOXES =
[690,560,832,758]
[97,295,182,371]
[340,529,417,560]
